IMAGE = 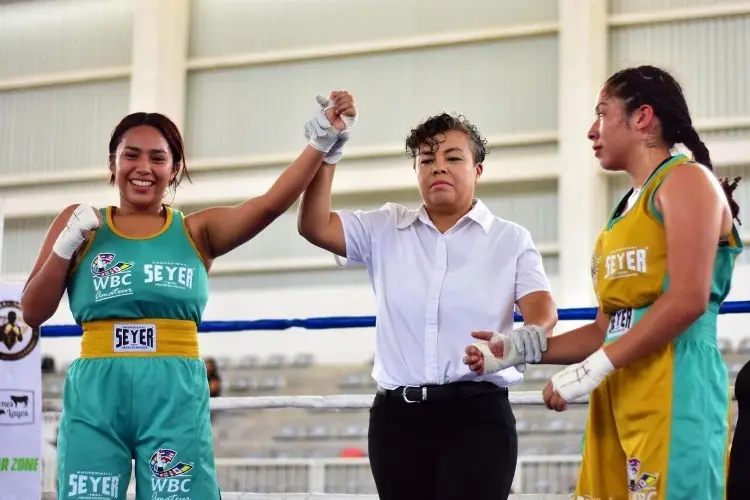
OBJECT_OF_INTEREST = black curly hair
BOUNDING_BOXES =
[603,65,741,224]
[404,113,489,167]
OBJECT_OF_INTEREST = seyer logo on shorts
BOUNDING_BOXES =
[67,470,121,499]
[150,448,194,500]
[114,324,156,353]
[91,253,134,303]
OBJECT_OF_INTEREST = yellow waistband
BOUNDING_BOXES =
[80,319,199,359]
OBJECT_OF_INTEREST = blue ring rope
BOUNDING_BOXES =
[38,300,750,338]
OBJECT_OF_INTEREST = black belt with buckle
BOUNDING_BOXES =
[377,381,507,404]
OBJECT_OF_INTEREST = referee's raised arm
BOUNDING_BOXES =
[297,91,358,259]
[297,109,557,500]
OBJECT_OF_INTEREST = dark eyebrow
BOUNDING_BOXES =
[123,145,168,155]
[419,147,465,156]
[595,102,608,113]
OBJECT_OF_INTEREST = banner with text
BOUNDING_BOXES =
[0,281,42,500]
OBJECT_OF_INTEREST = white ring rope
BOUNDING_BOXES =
[43,386,738,413]
[41,391,582,413]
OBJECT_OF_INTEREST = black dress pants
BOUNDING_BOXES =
[368,382,518,500]
[728,360,750,500]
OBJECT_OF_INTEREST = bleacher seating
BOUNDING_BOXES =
[41,342,748,460]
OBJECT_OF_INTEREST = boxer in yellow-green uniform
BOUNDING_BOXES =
[21,92,358,499]
[574,152,741,500]
[464,66,742,500]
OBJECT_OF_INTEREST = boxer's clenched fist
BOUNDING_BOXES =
[323,91,357,131]
[305,91,358,164]
[52,204,102,260]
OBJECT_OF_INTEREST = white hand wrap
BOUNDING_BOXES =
[550,348,615,402]
[324,131,351,165]
[52,204,100,260]
[473,332,524,374]
[304,95,357,163]
[472,325,548,375]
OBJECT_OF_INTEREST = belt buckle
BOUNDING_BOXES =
[401,385,427,403]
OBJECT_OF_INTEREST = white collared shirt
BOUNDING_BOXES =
[335,199,552,389]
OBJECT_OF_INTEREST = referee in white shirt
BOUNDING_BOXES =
[298,93,558,500]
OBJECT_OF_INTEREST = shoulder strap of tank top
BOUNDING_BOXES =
[643,154,692,223]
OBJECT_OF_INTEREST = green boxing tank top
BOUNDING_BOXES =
[67,206,210,325]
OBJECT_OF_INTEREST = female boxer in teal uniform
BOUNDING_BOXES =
[21,92,358,499]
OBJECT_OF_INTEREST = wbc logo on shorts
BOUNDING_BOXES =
[150,448,194,478]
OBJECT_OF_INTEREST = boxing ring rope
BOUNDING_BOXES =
[38,300,750,338]
[40,301,750,498]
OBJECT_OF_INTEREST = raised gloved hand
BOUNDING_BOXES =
[52,204,101,260]
[304,91,358,164]
[543,348,615,411]
[463,325,548,375]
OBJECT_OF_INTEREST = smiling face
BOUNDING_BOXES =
[415,129,482,211]
[110,125,178,211]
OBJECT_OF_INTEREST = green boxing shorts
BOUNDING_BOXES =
[56,357,220,500]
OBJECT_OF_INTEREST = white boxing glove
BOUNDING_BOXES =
[511,325,549,364]
[52,204,101,260]
[550,348,615,403]
[323,131,351,165]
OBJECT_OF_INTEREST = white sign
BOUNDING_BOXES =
[0,282,43,500]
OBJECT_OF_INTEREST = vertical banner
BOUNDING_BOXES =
[0,282,43,500]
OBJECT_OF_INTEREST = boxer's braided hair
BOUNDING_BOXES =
[603,65,741,224]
